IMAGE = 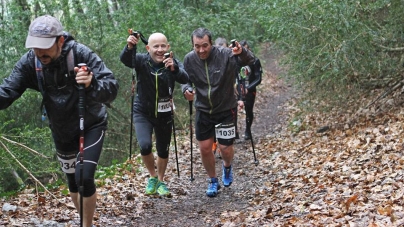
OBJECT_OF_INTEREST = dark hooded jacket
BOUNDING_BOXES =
[245,57,262,92]
[0,32,119,143]
[120,45,189,118]
[181,46,255,114]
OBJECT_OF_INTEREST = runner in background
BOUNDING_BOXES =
[239,40,263,140]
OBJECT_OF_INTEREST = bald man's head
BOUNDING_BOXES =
[146,33,170,63]
[148,33,167,44]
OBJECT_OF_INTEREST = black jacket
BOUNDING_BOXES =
[0,32,119,143]
[246,57,263,92]
[181,46,255,114]
[120,45,189,118]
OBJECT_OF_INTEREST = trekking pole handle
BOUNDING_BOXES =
[77,63,91,75]
[187,87,193,113]
[230,39,237,48]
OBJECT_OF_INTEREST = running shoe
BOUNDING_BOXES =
[157,181,171,196]
[222,164,233,187]
[206,177,221,197]
[145,177,158,195]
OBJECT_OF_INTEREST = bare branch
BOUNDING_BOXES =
[377,44,404,52]
[1,136,49,158]
[365,79,404,109]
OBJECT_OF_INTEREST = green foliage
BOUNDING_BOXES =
[45,178,66,190]
[260,0,404,90]
[95,160,139,187]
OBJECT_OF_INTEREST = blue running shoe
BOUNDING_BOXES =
[222,164,233,187]
[206,177,221,197]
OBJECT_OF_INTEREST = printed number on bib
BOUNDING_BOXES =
[158,97,174,112]
[215,123,236,139]
[57,156,76,174]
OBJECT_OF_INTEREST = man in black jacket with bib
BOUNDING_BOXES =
[0,15,118,227]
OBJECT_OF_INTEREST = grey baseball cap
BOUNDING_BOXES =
[25,15,63,49]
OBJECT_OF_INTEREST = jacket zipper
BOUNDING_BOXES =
[205,61,213,114]
[154,67,165,117]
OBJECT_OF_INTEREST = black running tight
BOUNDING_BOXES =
[56,124,106,197]
[244,91,256,129]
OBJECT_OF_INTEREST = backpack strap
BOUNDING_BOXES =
[35,48,75,120]
[66,47,75,76]
[35,57,45,96]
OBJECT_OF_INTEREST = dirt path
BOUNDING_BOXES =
[0,44,295,227]
[92,44,295,227]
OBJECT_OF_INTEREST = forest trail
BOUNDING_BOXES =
[5,43,403,227]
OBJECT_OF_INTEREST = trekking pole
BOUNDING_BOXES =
[239,70,259,166]
[129,71,135,160]
[168,86,180,177]
[187,87,195,181]
[77,63,89,227]
[128,29,138,160]
[163,52,180,177]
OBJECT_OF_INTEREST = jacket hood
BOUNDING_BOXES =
[61,31,75,55]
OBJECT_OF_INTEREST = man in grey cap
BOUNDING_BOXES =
[0,15,119,227]
[25,15,64,49]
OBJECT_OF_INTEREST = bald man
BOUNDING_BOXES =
[120,32,189,196]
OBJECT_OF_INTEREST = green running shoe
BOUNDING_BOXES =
[157,181,171,196]
[145,177,158,195]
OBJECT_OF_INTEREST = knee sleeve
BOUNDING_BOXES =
[155,137,170,159]
[157,148,169,159]
[74,175,96,197]
[140,146,152,156]
[138,137,153,156]
[74,165,97,197]
[80,178,96,197]
[68,173,96,197]
[66,173,78,193]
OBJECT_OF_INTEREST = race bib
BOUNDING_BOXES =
[215,123,236,139]
[157,98,174,112]
[240,66,251,79]
[57,156,76,174]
